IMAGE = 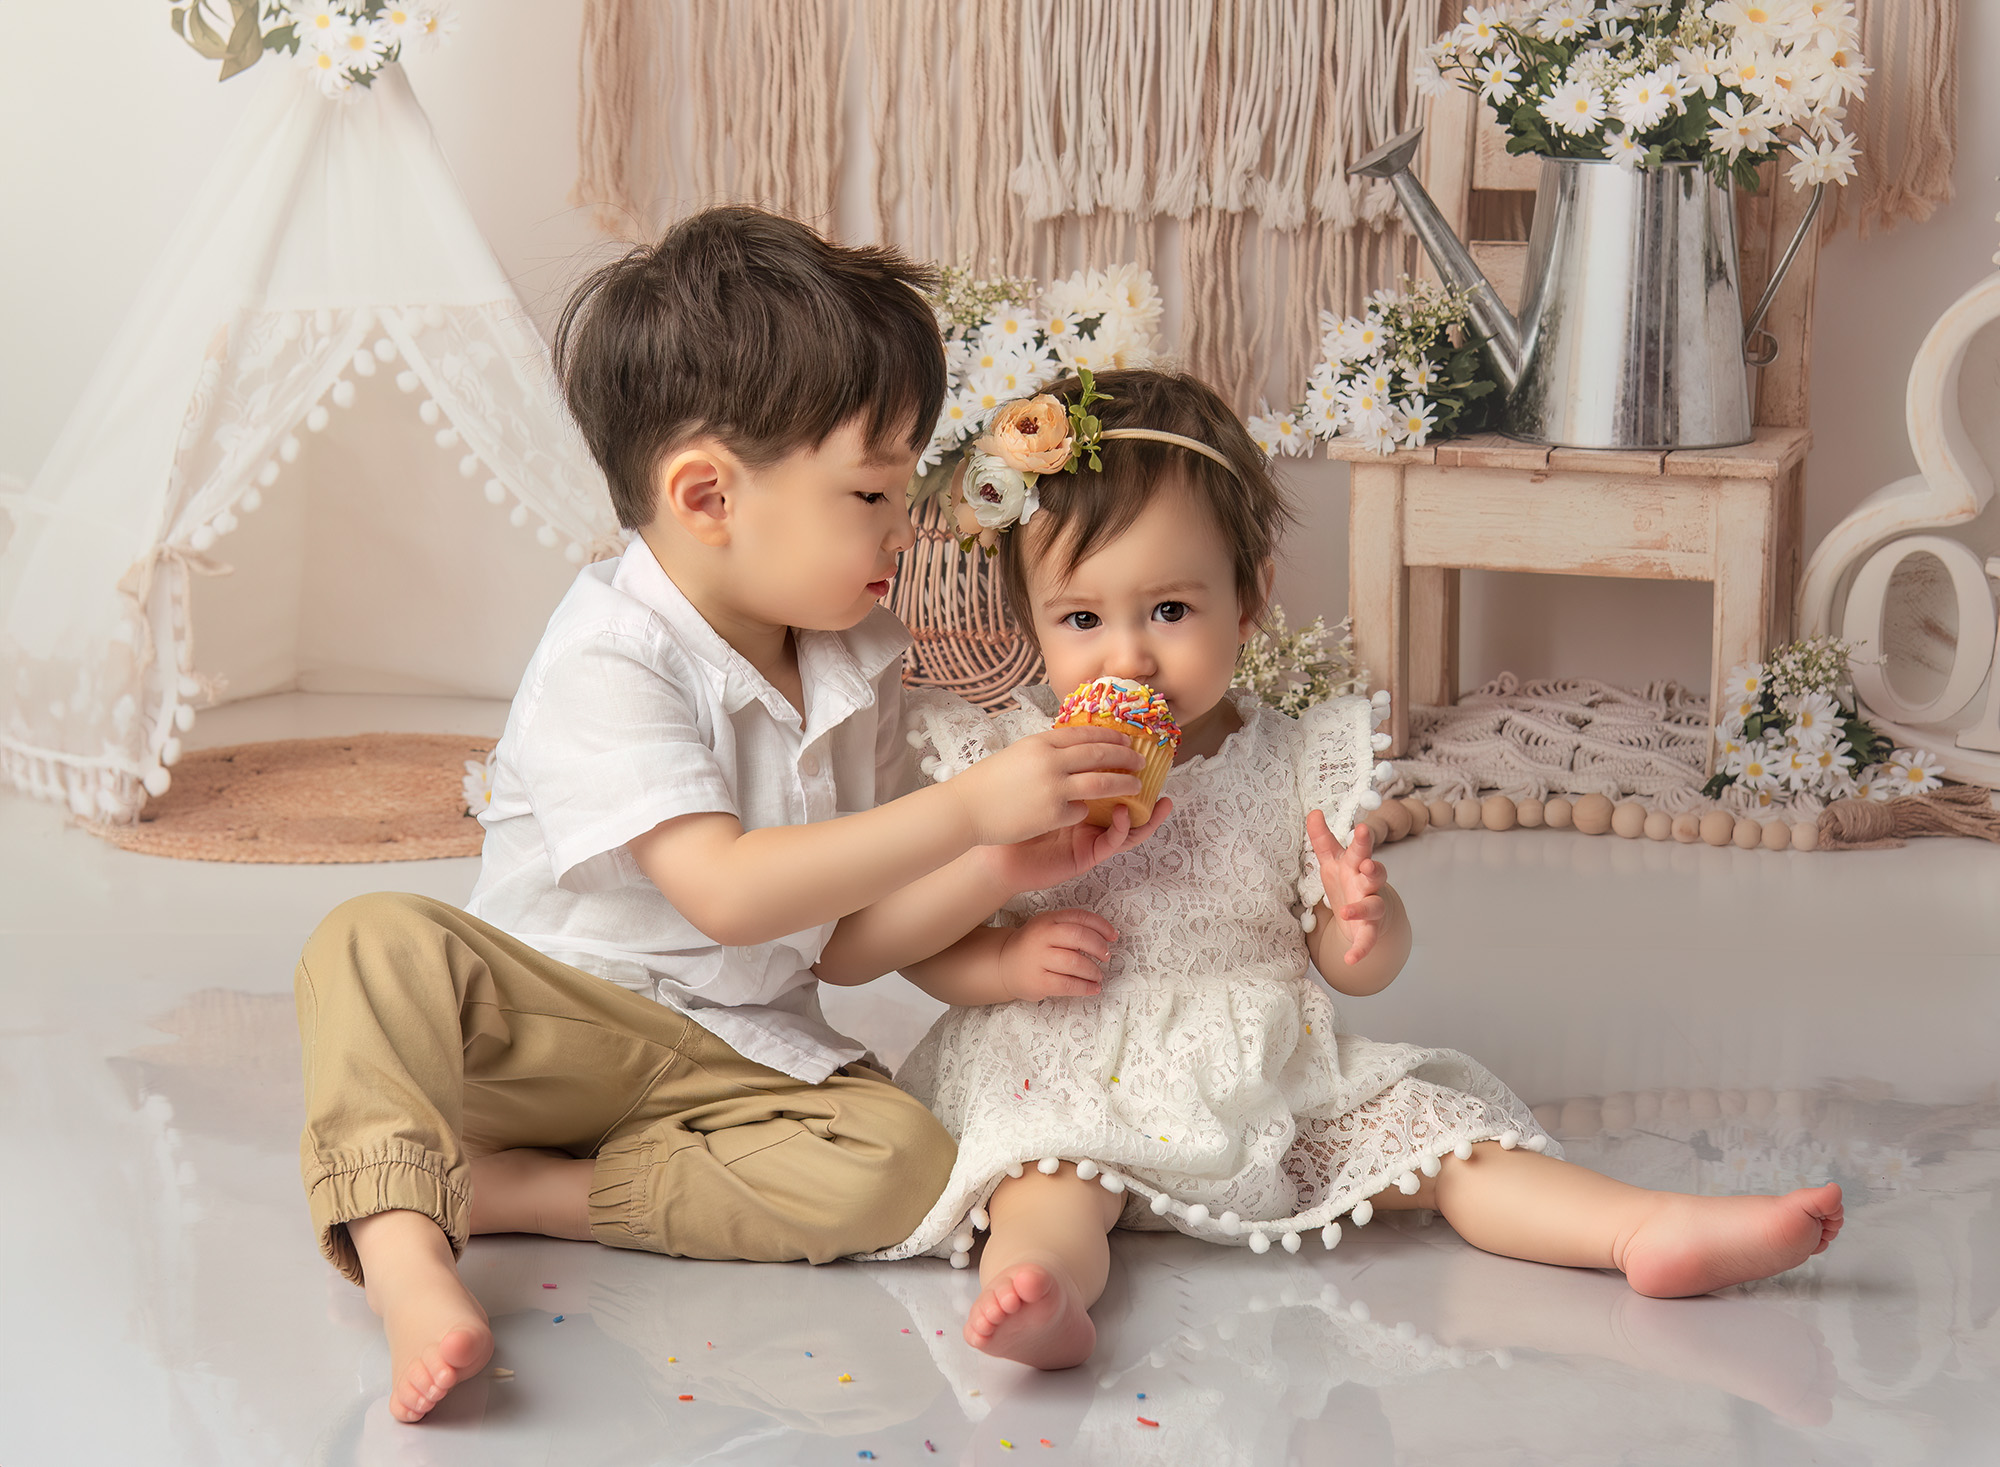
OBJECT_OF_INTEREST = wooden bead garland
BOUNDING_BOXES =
[1356,788,1827,853]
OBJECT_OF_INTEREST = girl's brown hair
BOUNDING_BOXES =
[994,368,1295,638]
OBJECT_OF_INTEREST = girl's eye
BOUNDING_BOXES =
[1061,611,1101,631]
[1153,601,1188,623]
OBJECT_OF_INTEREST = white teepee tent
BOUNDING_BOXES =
[0,63,619,824]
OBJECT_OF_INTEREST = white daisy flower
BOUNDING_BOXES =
[1781,744,1817,790]
[1477,52,1524,105]
[1723,44,1792,106]
[1540,77,1609,137]
[1301,372,1343,437]
[1455,5,1506,51]
[1729,739,1782,792]
[1338,381,1388,423]
[1604,129,1645,169]
[413,4,459,50]
[1393,397,1439,447]
[1800,44,1869,106]
[1359,420,1402,456]
[1887,747,1944,796]
[1783,689,1840,748]
[1337,318,1387,361]
[1708,1,1787,42]
[373,5,428,46]
[1715,728,1748,766]
[1809,739,1856,783]
[1674,45,1727,97]
[1851,765,1892,802]
[1707,90,1779,157]
[1786,129,1859,188]
[1533,0,1595,44]
[1615,67,1682,130]
[1726,663,1767,703]
[933,393,981,447]
[1359,365,1394,398]
[1088,264,1165,335]
[300,47,356,95]
[981,308,1034,345]
[1271,412,1308,456]
[1402,357,1438,392]
[462,753,495,815]
[288,1,355,53]
[334,23,389,74]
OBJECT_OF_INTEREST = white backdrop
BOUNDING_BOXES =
[4,0,1997,697]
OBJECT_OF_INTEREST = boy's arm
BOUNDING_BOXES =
[625,726,1143,947]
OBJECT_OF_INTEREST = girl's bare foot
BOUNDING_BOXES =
[469,1148,595,1239]
[1617,1183,1843,1298]
[349,1210,495,1424]
[964,1258,1096,1370]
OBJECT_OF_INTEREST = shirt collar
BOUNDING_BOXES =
[611,539,910,733]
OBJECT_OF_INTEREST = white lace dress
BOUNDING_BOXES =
[860,686,1557,1267]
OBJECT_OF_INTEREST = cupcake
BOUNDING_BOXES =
[1051,677,1181,827]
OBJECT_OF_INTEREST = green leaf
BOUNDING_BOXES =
[175,0,230,59]
[217,0,264,79]
[1702,773,1733,799]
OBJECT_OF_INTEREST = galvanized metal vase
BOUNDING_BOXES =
[1354,127,1823,451]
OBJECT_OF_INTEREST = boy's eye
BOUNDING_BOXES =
[856,492,888,505]
[1061,611,1101,631]
[1153,601,1188,623]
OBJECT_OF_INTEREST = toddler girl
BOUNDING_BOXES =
[861,368,1843,1370]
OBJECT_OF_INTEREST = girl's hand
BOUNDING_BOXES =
[945,728,1144,846]
[997,907,1116,1000]
[984,797,1174,895]
[1306,809,1388,966]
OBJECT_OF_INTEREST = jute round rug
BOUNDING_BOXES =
[88,733,493,863]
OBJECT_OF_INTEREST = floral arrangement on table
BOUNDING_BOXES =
[169,0,457,95]
[1704,636,1946,807]
[1422,0,1867,191]
[920,265,1166,551]
[1250,280,1501,459]
[1235,606,1369,718]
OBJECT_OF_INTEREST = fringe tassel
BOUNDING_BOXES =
[1839,0,1959,237]
[1817,784,2000,851]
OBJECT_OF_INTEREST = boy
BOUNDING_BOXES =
[295,207,1165,1422]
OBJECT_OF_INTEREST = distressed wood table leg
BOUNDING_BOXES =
[1710,474,1782,774]
[1349,462,1410,754]
[1409,566,1459,710]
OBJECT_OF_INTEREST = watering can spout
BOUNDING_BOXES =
[1353,127,1525,393]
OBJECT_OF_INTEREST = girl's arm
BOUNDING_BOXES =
[1303,811,1413,996]
[892,908,1116,1007]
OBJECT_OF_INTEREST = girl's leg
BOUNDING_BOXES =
[967,1163,1123,1370]
[1371,1142,1842,1297]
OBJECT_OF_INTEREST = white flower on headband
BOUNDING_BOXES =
[959,449,1040,535]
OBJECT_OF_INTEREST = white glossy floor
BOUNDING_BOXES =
[3,703,1998,1465]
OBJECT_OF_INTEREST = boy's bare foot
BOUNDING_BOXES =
[1618,1183,1843,1299]
[349,1210,494,1424]
[964,1259,1096,1370]
[469,1148,595,1240]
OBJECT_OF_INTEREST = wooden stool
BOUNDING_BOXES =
[1340,426,1809,771]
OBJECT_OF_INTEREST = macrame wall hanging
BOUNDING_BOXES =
[569,0,1960,713]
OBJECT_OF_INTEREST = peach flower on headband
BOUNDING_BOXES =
[976,395,1073,476]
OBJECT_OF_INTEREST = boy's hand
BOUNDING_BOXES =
[985,797,1174,895]
[1306,809,1388,966]
[998,908,1116,1000]
[946,727,1144,846]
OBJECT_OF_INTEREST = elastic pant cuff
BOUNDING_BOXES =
[306,1142,468,1286]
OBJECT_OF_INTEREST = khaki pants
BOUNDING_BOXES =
[295,893,954,1284]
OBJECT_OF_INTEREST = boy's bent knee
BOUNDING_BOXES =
[817,1084,956,1254]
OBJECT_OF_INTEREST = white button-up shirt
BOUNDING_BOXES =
[466,539,915,1083]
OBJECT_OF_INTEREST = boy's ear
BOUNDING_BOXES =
[656,441,738,548]
[1240,558,1278,641]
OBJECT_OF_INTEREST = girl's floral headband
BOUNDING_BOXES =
[949,369,1239,553]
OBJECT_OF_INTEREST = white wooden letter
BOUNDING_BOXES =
[1841,535,1998,726]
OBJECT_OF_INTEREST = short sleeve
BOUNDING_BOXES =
[1294,691,1395,911]
[900,687,1014,784]
[514,633,738,890]
[870,663,921,803]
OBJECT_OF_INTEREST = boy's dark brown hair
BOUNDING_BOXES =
[995,368,1296,637]
[553,206,946,529]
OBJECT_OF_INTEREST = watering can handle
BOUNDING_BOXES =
[1743,183,1827,367]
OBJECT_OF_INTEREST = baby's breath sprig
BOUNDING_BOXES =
[1235,606,1367,719]
[931,266,1038,335]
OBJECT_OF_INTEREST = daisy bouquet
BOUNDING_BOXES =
[1251,279,1501,459]
[1704,636,1946,807]
[170,1,457,96]
[917,264,1166,548]
[1423,1,1866,190]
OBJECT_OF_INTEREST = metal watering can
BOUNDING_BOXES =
[1353,127,1824,451]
